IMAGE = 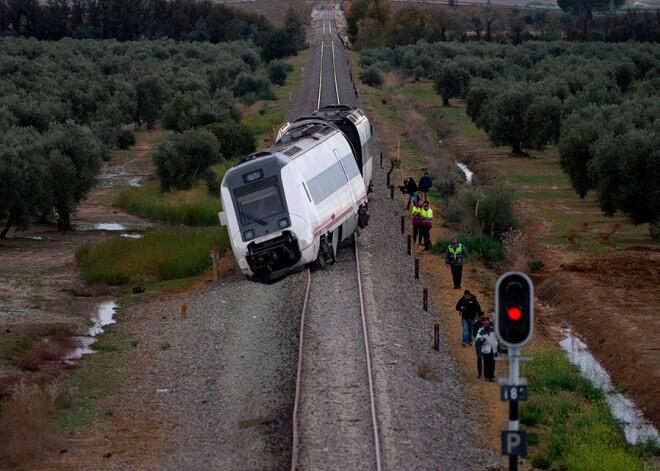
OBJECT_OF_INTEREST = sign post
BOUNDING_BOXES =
[495,272,534,471]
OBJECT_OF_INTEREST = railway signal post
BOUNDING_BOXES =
[495,272,534,471]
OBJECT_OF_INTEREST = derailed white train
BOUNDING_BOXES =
[219,105,372,281]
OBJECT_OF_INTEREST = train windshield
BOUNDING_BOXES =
[235,176,285,225]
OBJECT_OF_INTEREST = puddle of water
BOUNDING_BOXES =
[455,161,473,185]
[555,326,659,444]
[73,222,126,231]
[5,235,44,240]
[66,336,97,360]
[121,233,143,239]
[66,299,118,361]
[97,223,126,231]
[88,301,117,336]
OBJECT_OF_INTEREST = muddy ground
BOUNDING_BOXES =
[0,130,162,377]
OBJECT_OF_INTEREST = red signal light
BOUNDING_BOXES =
[507,307,522,320]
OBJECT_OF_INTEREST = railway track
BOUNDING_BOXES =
[317,11,342,109]
[291,238,382,471]
[290,11,382,471]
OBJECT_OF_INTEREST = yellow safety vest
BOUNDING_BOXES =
[447,243,465,261]
[420,208,433,225]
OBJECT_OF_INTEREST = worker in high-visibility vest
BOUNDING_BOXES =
[420,201,433,251]
[411,200,423,246]
[445,235,467,289]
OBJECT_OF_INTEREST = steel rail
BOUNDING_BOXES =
[318,11,341,109]
[290,267,312,471]
[354,237,383,471]
[331,40,340,104]
[317,39,324,110]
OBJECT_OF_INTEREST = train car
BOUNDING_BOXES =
[278,105,373,192]
[218,118,370,282]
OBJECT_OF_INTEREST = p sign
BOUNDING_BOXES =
[501,431,527,456]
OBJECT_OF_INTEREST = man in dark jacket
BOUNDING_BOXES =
[399,177,418,209]
[455,290,481,347]
[417,172,433,201]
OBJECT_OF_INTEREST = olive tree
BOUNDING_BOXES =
[154,129,222,192]
[42,123,105,230]
[433,61,469,106]
[590,128,660,238]
[0,129,48,238]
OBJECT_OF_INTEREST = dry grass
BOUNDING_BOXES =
[502,229,530,273]
[12,326,77,371]
[0,382,61,467]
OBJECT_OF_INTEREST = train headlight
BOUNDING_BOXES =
[278,218,290,229]
[244,229,255,241]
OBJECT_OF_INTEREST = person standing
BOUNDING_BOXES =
[418,172,433,202]
[445,235,467,289]
[475,317,498,382]
[455,290,481,347]
[472,313,485,378]
[411,200,423,246]
[399,177,418,210]
[420,201,433,250]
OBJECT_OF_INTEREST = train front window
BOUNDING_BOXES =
[235,177,285,226]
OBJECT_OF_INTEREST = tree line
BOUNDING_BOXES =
[346,0,660,49]
[0,0,272,43]
[0,37,297,237]
[361,41,660,238]
[0,0,308,61]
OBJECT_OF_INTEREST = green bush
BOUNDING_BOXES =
[359,66,383,87]
[231,73,276,104]
[116,129,136,149]
[432,233,505,268]
[206,121,256,160]
[153,129,222,192]
[261,27,299,62]
[160,91,235,133]
[76,227,229,284]
[465,183,519,239]
[268,60,293,86]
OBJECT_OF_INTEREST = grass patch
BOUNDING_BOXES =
[56,324,129,429]
[494,156,652,250]
[76,227,229,284]
[520,345,658,470]
[115,182,223,226]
